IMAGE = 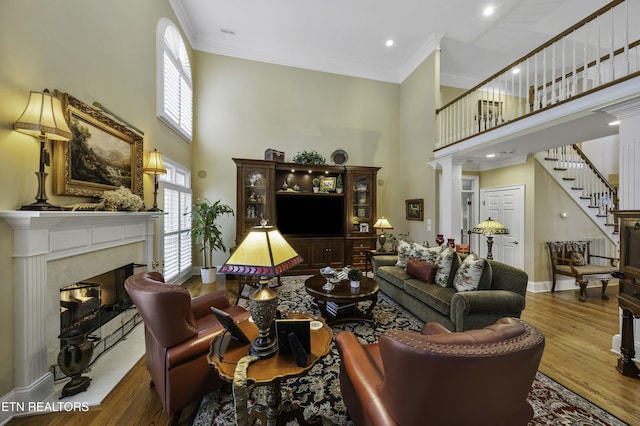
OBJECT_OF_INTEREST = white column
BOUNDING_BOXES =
[601,98,640,357]
[12,225,55,401]
[432,156,464,244]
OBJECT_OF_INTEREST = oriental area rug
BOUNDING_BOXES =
[192,276,627,426]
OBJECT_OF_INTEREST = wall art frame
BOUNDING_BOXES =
[405,198,424,221]
[477,100,502,124]
[319,176,336,192]
[53,91,143,198]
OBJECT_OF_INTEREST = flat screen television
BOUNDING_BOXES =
[276,195,345,237]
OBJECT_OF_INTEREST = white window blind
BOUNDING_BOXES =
[162,182,192,283]
[157,19,192,142]
[158,158,192,284]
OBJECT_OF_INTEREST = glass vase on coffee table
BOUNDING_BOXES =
[320,266,337,291]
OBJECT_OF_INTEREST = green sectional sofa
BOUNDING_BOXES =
[372,253,528,331]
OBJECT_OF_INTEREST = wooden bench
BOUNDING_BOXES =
[546,241,618,302]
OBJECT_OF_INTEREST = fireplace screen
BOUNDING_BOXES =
[59,263,139,339]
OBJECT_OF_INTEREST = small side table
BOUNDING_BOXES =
[208,313,332,425]
[364,250,396,274]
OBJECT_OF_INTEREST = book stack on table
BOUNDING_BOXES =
[326,301,356,317]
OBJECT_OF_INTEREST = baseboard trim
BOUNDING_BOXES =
[0,373,53,425]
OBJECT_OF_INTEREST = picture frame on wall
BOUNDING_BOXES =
[359,223,369,232]
[477,100,502,129]
[53,91,143,198]
[405,199,424,221]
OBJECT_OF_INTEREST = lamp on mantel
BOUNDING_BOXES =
[143,149,167,211]
[14,89,72,210]
[219,220,303,358]
[472,217,509,260]
[373,217,393,250]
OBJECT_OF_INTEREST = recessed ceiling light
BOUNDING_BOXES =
[386,39,394,47]
[486,153,497,158]
[609,120,620,126]
[483,6,495,16]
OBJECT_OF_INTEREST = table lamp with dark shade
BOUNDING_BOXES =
[143,149,167,211]
[373,217,393,250]
[472,217,509,260]
[14,89,72,211]
[219,220,303,358]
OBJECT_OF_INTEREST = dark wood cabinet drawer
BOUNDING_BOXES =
[619,278,640,315]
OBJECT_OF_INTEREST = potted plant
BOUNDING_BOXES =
[312,177,320,193]
[292,150,326,165]
[336,174,344,193]
[347,267,363,288]
[187,198,234,284]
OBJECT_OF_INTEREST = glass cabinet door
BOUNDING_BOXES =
[352,175,371,233]
[243,169,267,234]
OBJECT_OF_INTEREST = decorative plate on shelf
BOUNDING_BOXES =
[330,149,349,165]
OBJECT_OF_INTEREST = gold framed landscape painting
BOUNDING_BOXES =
[53,91,143,198]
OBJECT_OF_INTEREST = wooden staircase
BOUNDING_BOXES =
[535,144,618,247]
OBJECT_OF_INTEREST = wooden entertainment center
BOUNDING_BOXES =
[233,158,380,274]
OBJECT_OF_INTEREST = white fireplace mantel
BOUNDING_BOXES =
[0,210,161,409]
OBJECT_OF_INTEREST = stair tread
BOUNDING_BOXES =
[562,177,576,181]
[554,167,568,171]
[571,187,584,190]
[544,157,558,161]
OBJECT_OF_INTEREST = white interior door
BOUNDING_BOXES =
[479,185,524,269]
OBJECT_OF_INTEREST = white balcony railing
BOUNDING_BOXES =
[436,0,640,150]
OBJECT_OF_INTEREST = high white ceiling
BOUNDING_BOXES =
[170,0,611,86]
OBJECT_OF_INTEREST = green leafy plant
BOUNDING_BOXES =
[336,174,343,189]
[292,150,326,165]
[347,268,363,281]
[312,178,320,187]
[186,199,234,269]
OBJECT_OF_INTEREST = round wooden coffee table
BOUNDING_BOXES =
[305,275,379,325]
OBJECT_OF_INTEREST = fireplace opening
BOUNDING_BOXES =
[59,263,141,340]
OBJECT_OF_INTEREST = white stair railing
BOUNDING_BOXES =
[536,145,618,244]
[437,0,640,150]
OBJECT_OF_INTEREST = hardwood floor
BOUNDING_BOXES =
[8,278,640,425]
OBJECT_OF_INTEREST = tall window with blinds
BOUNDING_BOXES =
[157,18,193,142]
[159,159,192,283]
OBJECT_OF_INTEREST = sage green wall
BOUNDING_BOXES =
[479,156,536,278]
[479,156,610,282]
[532,160,610,282]
[441,85,466,105]
[0,0,192,394]
[397,51,439,243]
[193,53,401,265]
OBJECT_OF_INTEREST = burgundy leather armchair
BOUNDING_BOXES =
[124,272,249,421]
[336,317,545,426]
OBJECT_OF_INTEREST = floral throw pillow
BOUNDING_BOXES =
[569,251,586,266]
[395,240,413,268]
[422,246,444,264]
[434,247,457,287]
[453,253,487,292]
[410,242,430,262]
